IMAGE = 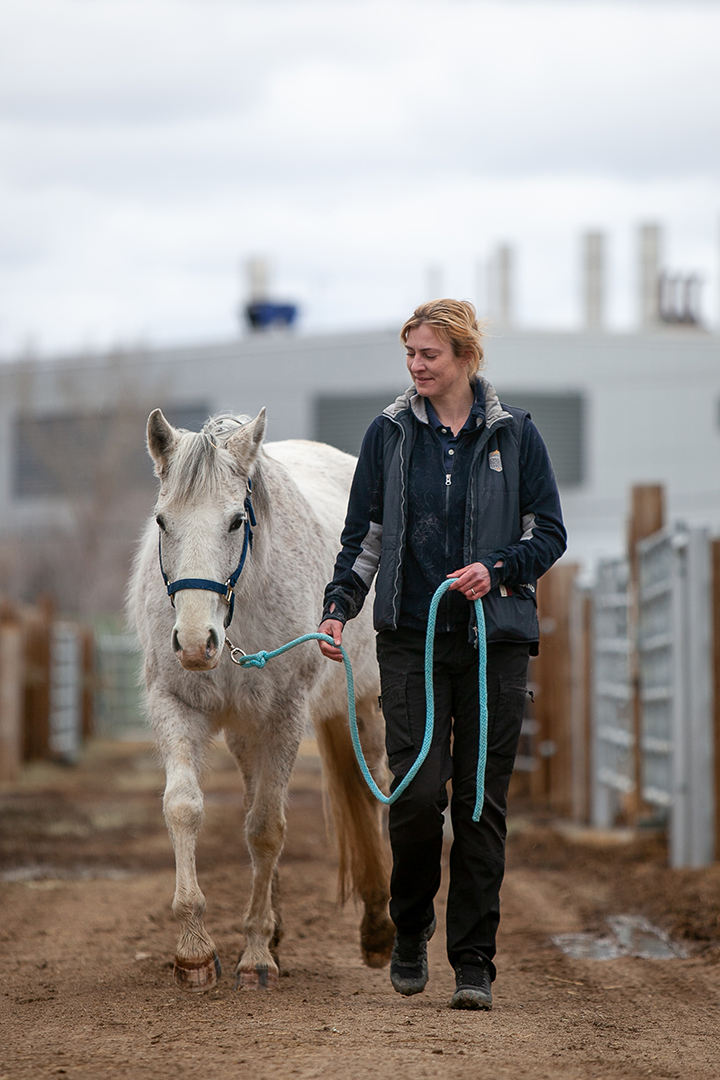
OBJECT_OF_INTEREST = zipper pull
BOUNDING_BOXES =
[445,473,452,486]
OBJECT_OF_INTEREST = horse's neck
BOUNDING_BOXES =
[244,453,311,579]
[242,457,282,578]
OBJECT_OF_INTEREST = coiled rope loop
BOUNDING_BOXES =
[226,578,489,822]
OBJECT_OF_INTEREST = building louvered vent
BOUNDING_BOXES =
[314,393,403,457]
[315,389,585,486]
[498,391,585,486]
[13,404,210,499]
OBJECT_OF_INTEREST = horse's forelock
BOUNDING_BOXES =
[163,430,236,503]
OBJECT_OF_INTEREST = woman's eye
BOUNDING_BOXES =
[156,515,166,531]
[229,514,244,532]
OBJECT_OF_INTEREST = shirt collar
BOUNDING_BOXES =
[425,383,485,433]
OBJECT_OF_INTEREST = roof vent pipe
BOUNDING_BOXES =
[639,224,662,331]
[488,244,514,328]
[247,256,270,303]
[583,231,605,332]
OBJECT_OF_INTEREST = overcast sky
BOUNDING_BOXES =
[1,0,719,356]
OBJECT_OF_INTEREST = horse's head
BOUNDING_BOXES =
[147,408,266,671]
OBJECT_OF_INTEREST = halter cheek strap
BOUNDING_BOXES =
[158,480,256,629]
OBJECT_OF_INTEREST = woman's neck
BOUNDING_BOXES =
[427,381,475,436]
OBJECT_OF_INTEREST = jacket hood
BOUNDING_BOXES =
[383,376,513,431]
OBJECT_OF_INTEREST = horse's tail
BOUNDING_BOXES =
[315,698,392,907]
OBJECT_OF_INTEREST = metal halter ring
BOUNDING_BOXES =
[225,638,247,665]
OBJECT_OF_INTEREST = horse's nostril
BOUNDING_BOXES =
[206,629,219,656]
[172,629,182,653]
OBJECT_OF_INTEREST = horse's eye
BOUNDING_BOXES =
[229,513,244,533]
[156,515,166,531]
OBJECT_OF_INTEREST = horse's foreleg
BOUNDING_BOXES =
[228,731,299,990]
[154,700,218,992]
[316,698,395,969]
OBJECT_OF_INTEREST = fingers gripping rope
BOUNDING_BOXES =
[227,579,489,822]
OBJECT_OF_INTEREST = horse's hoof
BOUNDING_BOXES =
[173,953,221,992]
[233,964,279,991]
[361,912,395,969]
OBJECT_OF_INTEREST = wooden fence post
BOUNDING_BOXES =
[80,626,95,741]
[570,584,593,823]
[22,594,53,761]
[712,538,720,863]
[534,563,579,816]
[0,602,24,781]
[627,484,665,821]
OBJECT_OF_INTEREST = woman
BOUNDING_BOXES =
[318,299,566,1010]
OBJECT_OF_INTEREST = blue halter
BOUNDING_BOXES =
[158,479,256,629]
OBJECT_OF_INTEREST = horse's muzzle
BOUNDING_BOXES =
[173,626,221,670]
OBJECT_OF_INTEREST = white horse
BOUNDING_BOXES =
[128,409,394,992]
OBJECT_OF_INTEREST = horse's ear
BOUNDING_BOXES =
[249,407,266,449]
[147,409,179,477]
[226,408,266,469]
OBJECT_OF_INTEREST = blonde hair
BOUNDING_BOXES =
[400,299,485,381]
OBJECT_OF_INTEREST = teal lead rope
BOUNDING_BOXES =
[228,578,489,823]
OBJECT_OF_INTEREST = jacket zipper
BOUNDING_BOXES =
[385,414,408,629]
[444,471,452,631]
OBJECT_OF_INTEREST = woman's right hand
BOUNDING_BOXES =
[318,619,344,662]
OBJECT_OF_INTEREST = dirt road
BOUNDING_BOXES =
[1,740,719,1079]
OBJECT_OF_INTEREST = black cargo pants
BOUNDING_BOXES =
[377,627,529,978]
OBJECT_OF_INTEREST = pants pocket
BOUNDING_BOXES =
[380,674,414,760]
[487,677,528,759]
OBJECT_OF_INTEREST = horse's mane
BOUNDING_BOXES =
[163,413,256,503]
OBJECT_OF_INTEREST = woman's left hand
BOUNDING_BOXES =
[447,561,503,600]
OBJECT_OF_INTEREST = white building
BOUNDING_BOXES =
[1,322,718,605]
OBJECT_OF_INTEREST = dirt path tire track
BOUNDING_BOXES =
[1,740,719,1079]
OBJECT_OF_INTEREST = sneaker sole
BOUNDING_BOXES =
[391,977,428,996]
[450,988,492,1010]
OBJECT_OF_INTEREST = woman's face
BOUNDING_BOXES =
[405,324,471,400]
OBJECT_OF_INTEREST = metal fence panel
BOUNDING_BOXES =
[49,621,83,762]
[592,558,632,826]
[638,528,715,867]
[95,633,147,739]
[683,530,715,866]
[637,531,674,812]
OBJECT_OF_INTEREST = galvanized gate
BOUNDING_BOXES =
[94,633,147,739]
[48,621,83,763]
[637,528,715,867]
[591,558,633,827]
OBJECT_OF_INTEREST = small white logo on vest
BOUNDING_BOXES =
[489,450,503,472]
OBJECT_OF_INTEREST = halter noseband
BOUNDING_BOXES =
[157,478,256,629]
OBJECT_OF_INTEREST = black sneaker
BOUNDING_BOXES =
[450,961,492,1010]
[389,916,437,996]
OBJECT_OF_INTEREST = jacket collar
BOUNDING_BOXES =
[383,376,512,431]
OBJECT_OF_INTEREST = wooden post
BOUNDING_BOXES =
[534,563,579,817]
[80,626,95,741]
[0,602,24,781]
[712,539,720,862]
[528,653,546,804]
[570,584,593,823]
[22,595,54,761]
[626,484,665,821]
